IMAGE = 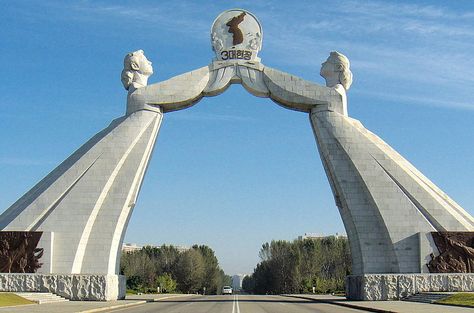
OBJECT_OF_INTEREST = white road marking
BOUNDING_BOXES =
[232,294,241,313]
[237,294,241,313]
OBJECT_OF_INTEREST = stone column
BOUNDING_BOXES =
[310,107,473,276]
[0,109,163,299]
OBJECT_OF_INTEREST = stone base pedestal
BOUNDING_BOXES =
[0,273,125,301]
[346,274,474,300]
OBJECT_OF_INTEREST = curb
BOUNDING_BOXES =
[0,303,38,310]
[282,295,398,313]
[78,300,147,313]
[149,294,197,302]
[435,301,474,309]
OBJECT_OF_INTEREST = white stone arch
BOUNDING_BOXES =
[1,58,472,280]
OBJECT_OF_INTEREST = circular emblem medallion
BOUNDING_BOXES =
[211,9,263,62]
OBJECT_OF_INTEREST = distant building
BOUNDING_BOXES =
[297,232,347,241]
[231,274,248,290]
[174,245,190,253]
[122,243,142,253]
[122,243,189,253]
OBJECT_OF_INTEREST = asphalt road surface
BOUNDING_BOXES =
[107,295,371,313]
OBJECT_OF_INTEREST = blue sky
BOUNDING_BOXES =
[1,0,473,275]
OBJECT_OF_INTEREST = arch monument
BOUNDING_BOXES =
[0,9,473,300]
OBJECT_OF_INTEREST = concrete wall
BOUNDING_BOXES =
[0,273,125,301]
[347,274,474,300]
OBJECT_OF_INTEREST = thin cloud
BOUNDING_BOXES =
[335,0,474,21]
[354,90,474,111]
[57,1,213,38]
[257,1,474,111]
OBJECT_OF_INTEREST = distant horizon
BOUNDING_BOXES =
[1,0,473,275]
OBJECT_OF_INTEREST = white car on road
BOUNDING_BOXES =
[222,286,233,295]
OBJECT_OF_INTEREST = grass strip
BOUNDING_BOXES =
[436,293,474,307]
[0,293,35,307]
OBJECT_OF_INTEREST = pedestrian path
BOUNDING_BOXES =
[0,299,145,313]
[0,293,195,313]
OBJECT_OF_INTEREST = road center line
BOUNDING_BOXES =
[236,294,241,313]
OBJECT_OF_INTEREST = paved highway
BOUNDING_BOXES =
[107,295,371,313]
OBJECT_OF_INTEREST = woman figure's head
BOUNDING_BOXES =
[121,50,153,91]
[320,51,352,90]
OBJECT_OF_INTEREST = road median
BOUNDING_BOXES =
[284,294,474,313]
[282,294,398,313]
